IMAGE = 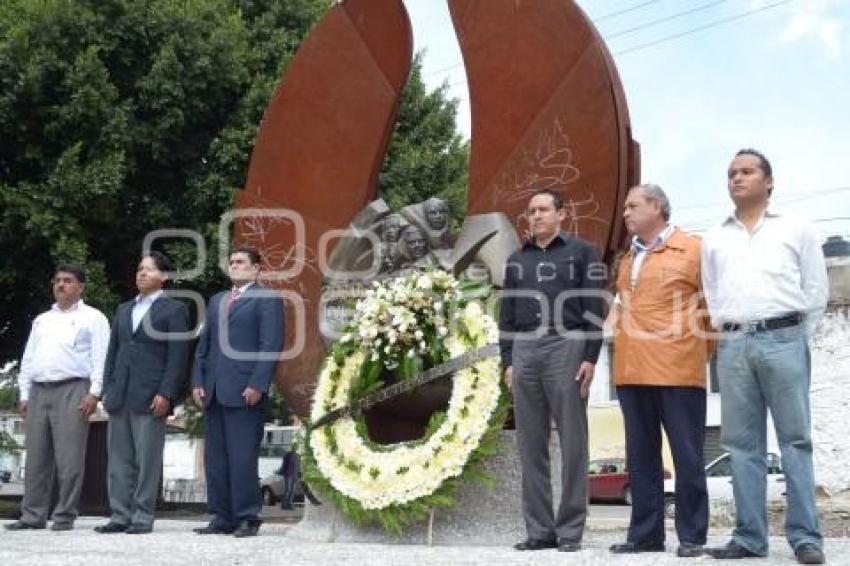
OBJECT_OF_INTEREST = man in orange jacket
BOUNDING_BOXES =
[608,184,712,558]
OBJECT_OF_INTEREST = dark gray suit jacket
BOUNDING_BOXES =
[103,294,189,413]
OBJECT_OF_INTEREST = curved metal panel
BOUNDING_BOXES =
[449,0,639,261]
[234,0,413,417]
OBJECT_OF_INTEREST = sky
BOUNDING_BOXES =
[403,0,850,241]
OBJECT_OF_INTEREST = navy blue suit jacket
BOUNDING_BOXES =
[103,295,190,413]
[191,283,284,407]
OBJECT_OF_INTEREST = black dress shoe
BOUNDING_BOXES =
[50,522,73,531]
[94,522,128,534]
[557,539,581,552]
[4,520,46,531]
[125,524,153,534]
[609,541,665,554]
[513,538,557,551]
[707,540,763,559]
[232,520,262,538]
[795,543,825,565]
[193,523,234,535]
[677,542,704,558]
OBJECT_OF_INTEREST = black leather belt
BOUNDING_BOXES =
[33,377,88,387]
[514,324,584,334]
[721,312,802,333]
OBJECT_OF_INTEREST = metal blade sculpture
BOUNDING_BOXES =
[450,0,640,262]
[233,0,638,419]
[232,0,413,417]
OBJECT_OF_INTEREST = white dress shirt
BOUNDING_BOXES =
[701,210,828,334]
[132,290,163,332]
[18,299,111,402]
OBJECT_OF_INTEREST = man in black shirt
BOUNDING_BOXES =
[499,189,605,553]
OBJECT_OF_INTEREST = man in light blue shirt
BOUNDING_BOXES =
[96,252,189,535]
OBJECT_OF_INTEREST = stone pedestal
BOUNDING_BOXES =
[287,430,564,545]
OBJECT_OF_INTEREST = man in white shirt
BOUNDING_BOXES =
[702,149,827,565]
[5,264,110,531]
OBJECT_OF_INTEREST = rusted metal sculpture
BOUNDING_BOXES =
[233,0,412,417]
[450,0,640,261]
[233,0,639,418]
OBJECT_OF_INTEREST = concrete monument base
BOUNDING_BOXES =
[286,430,568,545]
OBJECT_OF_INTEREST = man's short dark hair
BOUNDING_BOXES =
[232,245,262,266]
[529,189,564,210]
[54,263,86,284]
[143,251,174,274]
[736,148,772,178]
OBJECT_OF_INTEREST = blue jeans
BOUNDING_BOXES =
[717,324,821,555]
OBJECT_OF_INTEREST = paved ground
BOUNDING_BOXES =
[2,517,849,565]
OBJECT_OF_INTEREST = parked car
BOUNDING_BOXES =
[663,452,785,518]
[587,458,671,505]
[260,470,305,507]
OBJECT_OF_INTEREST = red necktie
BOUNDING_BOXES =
[226,288,241,313]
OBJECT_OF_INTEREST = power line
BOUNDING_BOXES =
[422,0,663,78]
[422,61,463,79]
[433,0,795,92]
[673,187,850,231]
[593,0,660,23]
[684,217,850,236]
[605,0,731,40]
[683,213,850,231]
[614,0,794,55]
[676,186,850,212]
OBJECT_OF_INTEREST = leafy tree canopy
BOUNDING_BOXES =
[0,1,469,421]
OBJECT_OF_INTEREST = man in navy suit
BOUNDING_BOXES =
[96,252,189,534]
[191,246,284,537]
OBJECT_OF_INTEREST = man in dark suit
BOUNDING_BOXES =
[191,246,284,537]
[95,252,189,534]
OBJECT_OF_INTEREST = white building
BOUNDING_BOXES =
[0,411,25,479]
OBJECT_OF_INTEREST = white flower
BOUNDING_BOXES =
[309,275,503,510]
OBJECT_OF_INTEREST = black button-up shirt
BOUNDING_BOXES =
[499,232,605,368]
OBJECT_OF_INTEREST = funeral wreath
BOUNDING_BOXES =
[302,270,507,533]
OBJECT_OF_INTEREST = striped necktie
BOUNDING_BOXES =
[226,288,242,313]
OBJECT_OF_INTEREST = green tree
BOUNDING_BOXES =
[0,360,18,411]
[378,53,469,228]
[0,0,328,361]
[0,1,469,418]
[0,430,21,455]
[0,384,17,412]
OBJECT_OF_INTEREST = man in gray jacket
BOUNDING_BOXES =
[95,252,189,534]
